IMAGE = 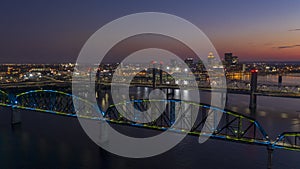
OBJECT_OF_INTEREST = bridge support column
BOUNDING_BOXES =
[249,92,257,114]
[278,74,282,88]
[98,120,109,144]
[267,146,274,169]
[8,93,21,125]
[221,90,228,107]
[167,88,175,100]
[152,67,156,89]
[249,69,258,112]
[166,88,176,125]
[11,108,21,125]
[170,100,175,125]
[159,63,163,85]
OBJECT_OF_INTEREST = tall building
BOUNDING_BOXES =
[224,53,233,67]
[224,53,239,71]
[207,52,224,69]
[232,56,239,66]
[196,60,205,72]
[207,52,215,65]
[184,57,194,68]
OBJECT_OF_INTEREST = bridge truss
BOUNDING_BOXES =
[273,132,300,151]
[14,90,100,118]
[0,90,9,107]
[0,89,299,151]
[105,99,271,146]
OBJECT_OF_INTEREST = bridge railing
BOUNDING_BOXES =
[0,90,9,106]
[272,132,300,151]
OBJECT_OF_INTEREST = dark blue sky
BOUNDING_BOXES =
[1,0,300,63]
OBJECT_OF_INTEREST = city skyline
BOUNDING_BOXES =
[1,2,300,168]
[1,0,300,63]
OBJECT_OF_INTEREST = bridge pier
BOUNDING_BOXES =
[166,88,175,100]
[278,74,282,88]
[249,69,258,113]
[152,63,156,89]
[221,90,228,107]
[170,100,176,125]
[98,120,109,144]
[11,108,21,125]
[159,63,163,85]
[267,146,274,169]
[8,93,21,125]
[166,88,176,124]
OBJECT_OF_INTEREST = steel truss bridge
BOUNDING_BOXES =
[226,79,300,94]
[0,80,299,97]
[0,89,299,153]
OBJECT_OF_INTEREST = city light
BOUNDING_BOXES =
[1,1,300,168]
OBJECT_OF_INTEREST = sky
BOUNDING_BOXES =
[1,0,300,63]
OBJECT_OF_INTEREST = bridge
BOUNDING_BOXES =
[0,79,299,98]
[0,88,299,168]
[0,89,299,150]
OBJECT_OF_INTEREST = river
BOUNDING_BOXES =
[0,87,299,169]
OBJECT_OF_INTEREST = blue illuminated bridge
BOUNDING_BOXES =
[0,89,299,154]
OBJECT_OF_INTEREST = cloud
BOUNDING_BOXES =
[288,29,300,31]
[264,42,274,46]
[275,44,300,49]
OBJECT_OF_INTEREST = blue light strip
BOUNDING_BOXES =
[2,91,300,152]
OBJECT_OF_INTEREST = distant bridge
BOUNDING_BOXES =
[0,80,299,97]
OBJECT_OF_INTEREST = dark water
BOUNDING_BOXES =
[0,88,300,169]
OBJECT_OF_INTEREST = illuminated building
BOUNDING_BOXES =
[184,57,194,68]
